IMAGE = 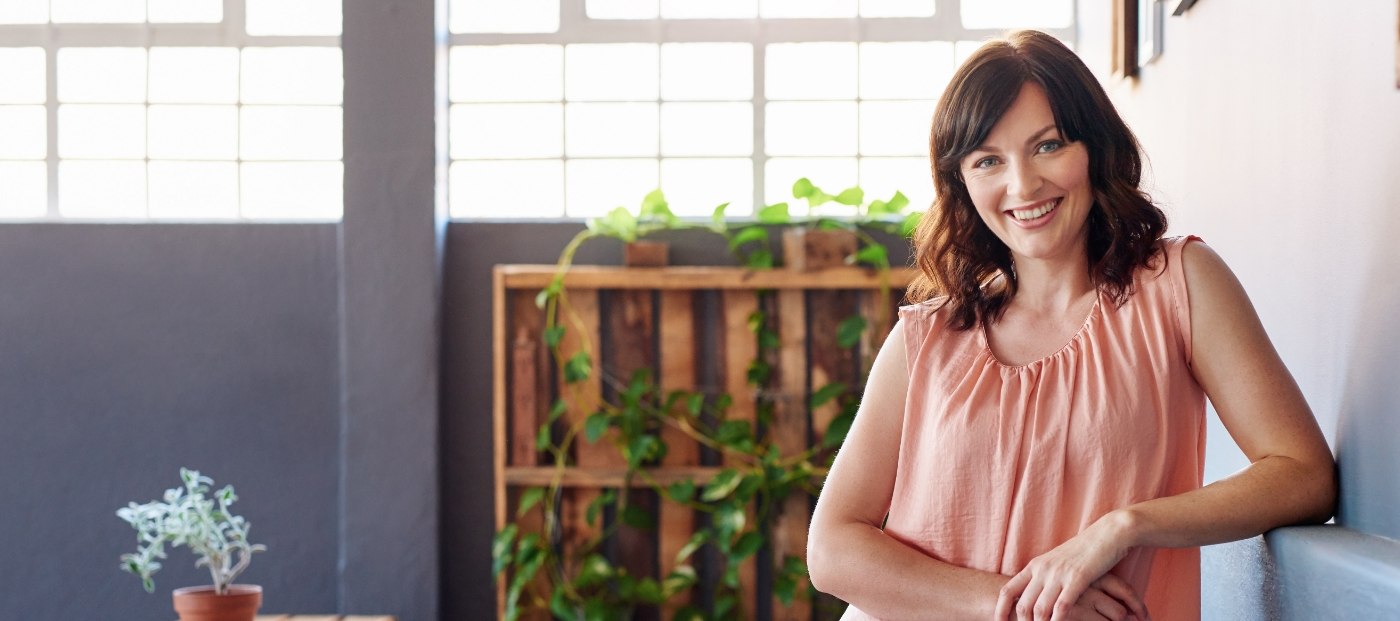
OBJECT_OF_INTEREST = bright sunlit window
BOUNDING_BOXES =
[447,0,1074,219]
[0,0,343,221]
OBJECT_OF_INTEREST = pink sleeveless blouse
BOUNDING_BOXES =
[847,236,1207,620]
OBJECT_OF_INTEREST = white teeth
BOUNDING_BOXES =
[1013,199,1059,221]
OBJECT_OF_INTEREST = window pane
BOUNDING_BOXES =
[661,43,752,101]
[450,160,564,218]
[241,162,343,219]
[564,158,658,217]
[51,0,143,23]
[245,0,341,36]
[0,48,46,104]
[450,45,563,103]
[587,0,657,19]
[242,47,343,105]
[0,0,48,24]
[764,157,856,211]
[660,0,755,19]
[59,160,146,218]
[451,103,563,159]
[860,157,931,213]
[565,44,658,101]
[760,0,856,18]
[0,162,47,218]
[661,102,752,157]
[0,106,47,159]
[240,106,342,160]
[860,42,954,100]
[148,161,239,219]
[660,158,752,217]
[859,100,934,156]
[566,103,658,157]
[149,47,240,104]
[57,48,147,103]
[765,101,856,156]
[148,0,221,23]
[149,105,238,160]
[451,0,559,34]
[859,0,934,17]
[960,0,1071,29]
[765,43,857,100]
[59,104,146,159]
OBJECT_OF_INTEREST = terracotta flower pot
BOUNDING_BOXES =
[623,241,669,267]
[172,585,262,621]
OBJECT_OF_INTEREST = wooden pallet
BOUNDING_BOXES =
[493,265,914,620]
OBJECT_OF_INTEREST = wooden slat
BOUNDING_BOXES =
[558,290,608,596]
[772,289,812,621]
[721,290,760,621]
[607,289,660,621]
[492,269,510,619]
[658,290,699,619]
[808,291,859,621]
[506,466,733,487]
[858,288,897,378]
[501,266,916,290]
[509,290,550,467]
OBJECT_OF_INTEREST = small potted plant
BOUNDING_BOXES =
[117,468,267,621]
[742,177,921,271]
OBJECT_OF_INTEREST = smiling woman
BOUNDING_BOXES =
[807,30,1336,621]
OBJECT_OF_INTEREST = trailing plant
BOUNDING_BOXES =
[117,468,266,595]
[497,180,919,620]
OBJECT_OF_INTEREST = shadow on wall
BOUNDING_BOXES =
[1335,202,1400,541]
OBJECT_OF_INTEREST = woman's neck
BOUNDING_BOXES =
[1008,249,1096,316]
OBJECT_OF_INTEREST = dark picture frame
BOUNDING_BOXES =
[1171,0,1200,16]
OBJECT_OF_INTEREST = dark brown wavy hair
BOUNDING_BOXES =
[906,30,1167,330]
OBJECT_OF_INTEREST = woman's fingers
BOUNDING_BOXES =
[996,571,1032,620]
[1081,587,1129,621]
[1092,574,1150,621]
[1016,576,1047,621]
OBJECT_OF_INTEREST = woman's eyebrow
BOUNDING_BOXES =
[967,124,1061,156]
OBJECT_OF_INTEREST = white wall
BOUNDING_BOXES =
[1085,0,1400,484]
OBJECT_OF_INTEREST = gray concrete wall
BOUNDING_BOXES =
[0,224,342,619]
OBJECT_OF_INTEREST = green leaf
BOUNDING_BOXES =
[834,187,864,206]
[733,473,763,502]
[746,359,771,386]
[549,589,575,620]
[676,531,707,564]
[685,393,705,417]
[673,606,705,621]
[635,577,663,603]
[517,487,545,517]
[543,325,565,348]
[757,202,791,224]
[575,554,612,588]
[711,202,730,229]
[822,411,856,448]
[639,189,672,222]
[809,382,847,409]
[886,190,910,213]
[837,315,868,349]
[563,351,592,383]
[900,211,923,237]
[728,225,768,251]
[535,422,552,451]
[732,531,763,560]
[585,489,615,526]
[744,248,774,269]
[584,411,609,444]
[716,420,752,447]
[667,480,696,503]
[715,594,737,618]
[491,525,518,578]
[535,278,562,309]
[625,435,660,468]
[775,570,798,605]
[622,503,657,529]
[548,398,568,423]
[712,504,745,538]
[791,177,816,199]
[586,206,639,243]
[722,564,741,588]
[701,469,742,502]
[662,565,698,595]
[852,243,889,269]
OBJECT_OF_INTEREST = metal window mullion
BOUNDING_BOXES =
[752,33,766,213]
[45,30,58,219]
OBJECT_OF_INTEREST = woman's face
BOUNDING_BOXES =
[959,82,1093,265]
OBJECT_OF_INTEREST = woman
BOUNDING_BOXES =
[807,30,1335,621]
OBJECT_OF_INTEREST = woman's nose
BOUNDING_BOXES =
[1005,159,1044,200]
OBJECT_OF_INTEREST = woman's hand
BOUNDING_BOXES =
[993,512,1149,621]
[1000,575,1148,621]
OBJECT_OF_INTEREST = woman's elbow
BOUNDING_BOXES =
[806,519,848,596]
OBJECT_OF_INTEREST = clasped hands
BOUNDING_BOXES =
[993,511,1152,621]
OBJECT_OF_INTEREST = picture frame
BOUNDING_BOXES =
[1171,0,1200,16]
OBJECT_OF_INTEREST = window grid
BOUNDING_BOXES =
[449,0,1075,218]
[0,1,342,221]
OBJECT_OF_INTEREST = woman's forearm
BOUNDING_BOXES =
[1117,453,1336,550]
[808,520,1008,621]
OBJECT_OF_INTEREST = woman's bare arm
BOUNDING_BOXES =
[808,319,1010,620]
[997,242,1337,621]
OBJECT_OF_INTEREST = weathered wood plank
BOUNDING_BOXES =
[501,266,916,291]
[557,289,608,596]
[721,290,760,621]
[658,290,699,619]
[772,289,812,621]
[504,466,737,487]
[606,289,660,621]
[509,290,551,468]
[808,290,860,621]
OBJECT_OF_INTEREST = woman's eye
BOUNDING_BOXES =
[973,157,998,169]
[1037,140,1063,154]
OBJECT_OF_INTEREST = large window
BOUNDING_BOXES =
[0,0,343,221]
[447,0,1074,219]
